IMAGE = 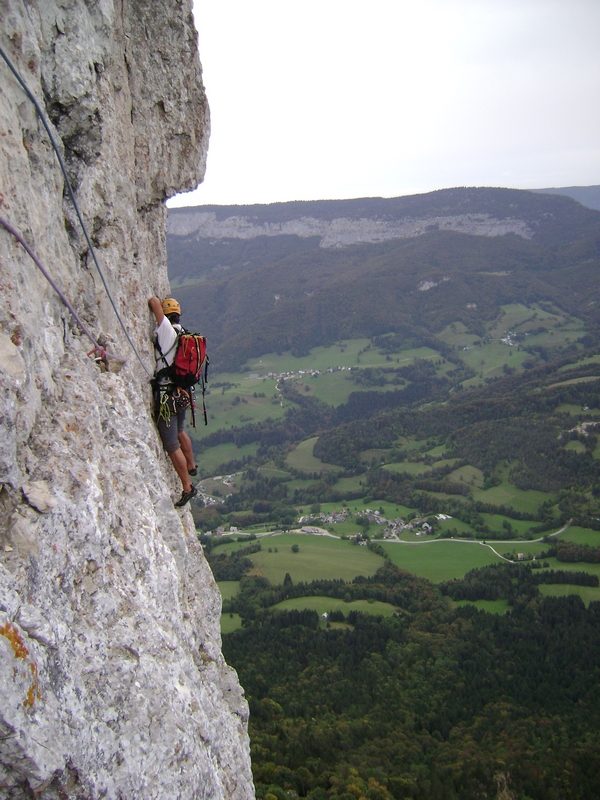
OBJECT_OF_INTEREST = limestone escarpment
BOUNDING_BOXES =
[0,2,253,798]
[168,209,533,248]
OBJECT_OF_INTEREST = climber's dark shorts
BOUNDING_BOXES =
[157,408,187,454]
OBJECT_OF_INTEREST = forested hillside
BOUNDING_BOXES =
[223,564,600,800]
[169,189,600,800]
[167,187,600,373]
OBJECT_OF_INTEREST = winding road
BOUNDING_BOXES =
[384,520,573,562]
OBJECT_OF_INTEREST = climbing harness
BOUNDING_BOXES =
[155,386,192,424]
[0,44,152,378]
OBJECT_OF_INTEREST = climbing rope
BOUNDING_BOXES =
[0,44,153,378]
[0,215,120,366]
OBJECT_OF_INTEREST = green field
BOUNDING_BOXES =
[436,322,482,349]
[460,341,527,382]
[309,371,399,407]
[538,557,600,581]
[434,517,477,537]
[218,581,241,599]
[563,440,587,453]
[558,526,600,546]
[272,595,400,618]
[221,613,243,633]
[487,303,582,339]
[556,403,600,417]
[383,461,433,476]
[470,481,554,516]
[258,466,291,478]
[495,541,550,559]
[478,513,539,537]
[195,442,257,474]
[243,533,385,584]
[549,375,600,389]
[381,540,504,582]
[453,599,510,615]
[448,464,485,488]
[286,437,342,473]
[334,475,366,492]
[558,354,600,372]
[340,501,415,520]
[193,377,283,441]
[437,305,586,389]
[243,342,442,375]
[199,473,242,497]
[537,584,600,607]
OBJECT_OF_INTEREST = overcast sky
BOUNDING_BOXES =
[168,0,600,208]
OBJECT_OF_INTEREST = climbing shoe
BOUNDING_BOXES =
[188,467,198,476]
[175,486,197,508]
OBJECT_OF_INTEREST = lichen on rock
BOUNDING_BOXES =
[0,2,253,798]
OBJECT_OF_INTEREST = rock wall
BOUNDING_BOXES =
[168,209,534,248]
[0,2,253,798]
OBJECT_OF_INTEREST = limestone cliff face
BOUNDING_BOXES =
[0,2,253,798]
[168,210,533,248]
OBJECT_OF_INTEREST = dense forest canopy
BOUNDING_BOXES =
[222,565,600,800]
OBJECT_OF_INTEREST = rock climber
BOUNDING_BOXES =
[149,296,198,507]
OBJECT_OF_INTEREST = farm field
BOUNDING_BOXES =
[433,517,478,537]
[548,375,600,389]
[246,339,381,374]
[286,477,321,492]
[382,462,434,476]
[244,342,442,375]
[361,448,392,463]
[436,321,480,348]
[448,464,485,488]
[436,305,587,389]
[453,599,510,615]
[221,613,243,633]
[213,526,600,633]
[425,445,449,458]
[487,303,581,338]
[271,595,400,619]
[199,473,242,497]
[396,530,438,542]
[563,440,587,453]
[459,341,525,382]
[470,480,554,515]
[537,584,600,606]
[193,376,283,442]
[381,540,504,582]
[333,475,365,492]
[556,403,600,417]
[258,467,291,479]
[496,541,550,559]
[195,442,257,475]
[336,500,414,519]
[478,513,540,537]
[286,437,342,473]
[559,526,600,545]
[218,581,240,600]
[309,372,399,407]
[558,354,600,372]
[538,557,600,580]
[243,533,385,584]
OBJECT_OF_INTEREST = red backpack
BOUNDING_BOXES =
[155,330,209,426]
[172,332,208,389]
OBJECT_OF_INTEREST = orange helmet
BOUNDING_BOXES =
[161,298,181,315]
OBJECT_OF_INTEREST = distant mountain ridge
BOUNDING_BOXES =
[168,187,542,249]
[166,187,600,372]
[533,185,600,211]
